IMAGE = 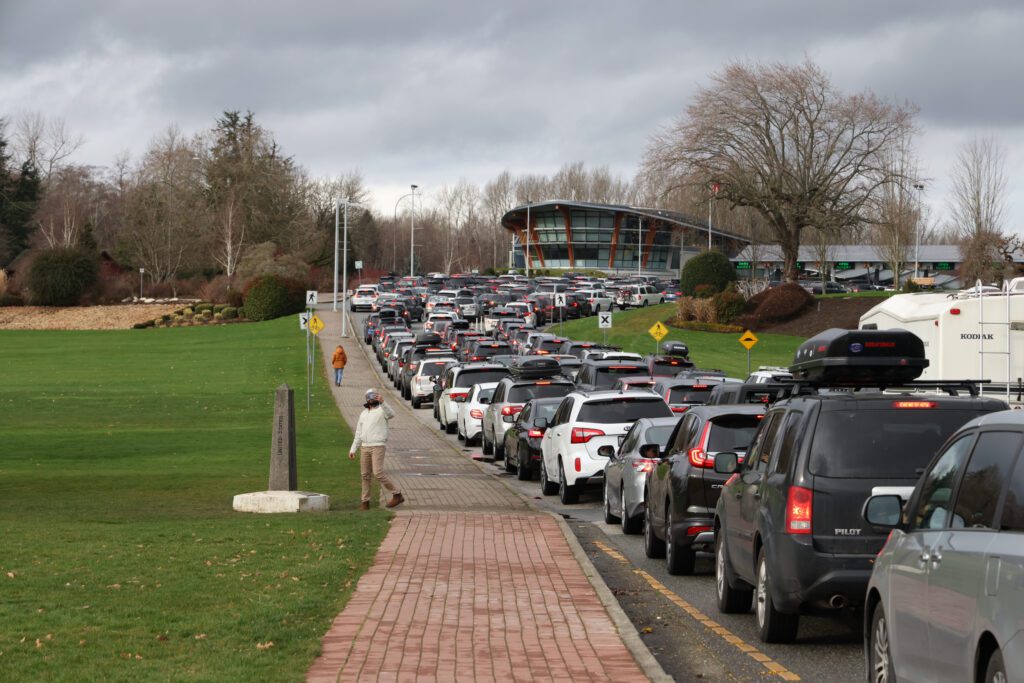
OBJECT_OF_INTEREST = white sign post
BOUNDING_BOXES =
[299,311,311,330]
[553,293,567,335]
[598,310,612,345]
[305,290,318,306]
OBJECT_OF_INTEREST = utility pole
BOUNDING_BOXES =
[913,182,925,279]
[409,184,418,277]
[525,200,531,278]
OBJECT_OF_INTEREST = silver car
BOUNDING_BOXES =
[602,417,679,534]
[863,409,1024,683]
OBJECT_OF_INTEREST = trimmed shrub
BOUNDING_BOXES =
[27,248,99,306]
[741,283,813,326]
[694,284,716,299]
[242,275,305,322]
[213,312,224,321]
[225,289,244,307]
[237,307,246,319]
[221,306,238,320]
[713,289,746,324]
[194,303,214,313]
[213,304,228,313]
[680,250,737,297]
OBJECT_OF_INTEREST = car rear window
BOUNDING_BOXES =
[508,383,573,402]
[534,403,560,421]
[577,399,673,424]
[594,365,646,388]
[652,359,691,375]
[471,344,510,358]
[809,408,988,478]
[708,415,762,452]
[669,386,713,404]
[420,361,449,376]
[454,369,511,387]
[645,425,676,447]
[538,340,565,352]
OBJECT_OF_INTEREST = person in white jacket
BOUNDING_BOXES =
[349,389,404,510]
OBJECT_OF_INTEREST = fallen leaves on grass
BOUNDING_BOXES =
[255,641,274,650]
[641,627,653,634]
[6,571,15,578]
[194,634,207,640]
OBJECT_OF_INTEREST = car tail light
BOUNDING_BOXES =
[688,422,713,468]
[892,401,936,409]
[501,405,523,416]
[574,457,581,472]
[571,427,605,443]
[470,356,483,361]
[470,409,484,419]
[686,525,712,536]
[786,486,813,534]
[671,406,689,413]
[630,459,659,473]
[527,428,545,438]
[450,391,469,400]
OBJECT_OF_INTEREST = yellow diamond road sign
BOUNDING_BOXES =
[739,329,759,350]
[648,321,669,342]
[308,314,325,336]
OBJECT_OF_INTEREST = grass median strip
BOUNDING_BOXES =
[0,318,387,681]
[552,304,804,378]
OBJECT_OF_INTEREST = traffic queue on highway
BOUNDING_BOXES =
[356,273,1023,683]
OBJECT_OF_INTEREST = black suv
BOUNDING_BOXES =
[574,360,648,392]
[644,405,766,575]
[713,329,1005,643]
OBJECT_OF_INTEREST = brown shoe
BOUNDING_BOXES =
[385,493,405,508]
[360,501,370,511]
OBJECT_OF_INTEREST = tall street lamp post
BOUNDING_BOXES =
[334,197,364,335]
[393,190,416,273]
[409,184,418,277]
[525,200,531,278]
[913,182,925,279]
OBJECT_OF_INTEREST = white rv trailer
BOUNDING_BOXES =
[859,279,1024,396]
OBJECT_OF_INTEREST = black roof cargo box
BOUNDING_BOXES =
[661,341,690,358]
[508,356,562,379]
[790,328,928,385]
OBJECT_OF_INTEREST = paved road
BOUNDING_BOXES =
[349,309,864,682]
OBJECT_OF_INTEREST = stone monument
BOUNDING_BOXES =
[232,384,329,513]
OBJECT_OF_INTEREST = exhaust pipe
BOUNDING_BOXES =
[829,594,847,609]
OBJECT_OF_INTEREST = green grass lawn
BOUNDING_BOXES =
[0,319,387,682]
[551,304,805,378]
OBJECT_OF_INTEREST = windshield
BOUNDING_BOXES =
[577,399,673,424]
[809,408,987,478]
[707,415,762,452]
[454,369,511,387]
[508,383,573,402]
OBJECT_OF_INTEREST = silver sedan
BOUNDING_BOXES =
[602,416,679,534]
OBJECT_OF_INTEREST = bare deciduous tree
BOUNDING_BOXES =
[644,59,917,281]
[871,142,921,289]
[950,136,1010,284]
[13,112,84,179]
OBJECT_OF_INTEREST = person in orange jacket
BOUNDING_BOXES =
[332,345,348,386]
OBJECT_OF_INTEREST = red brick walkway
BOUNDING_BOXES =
[306,309,655,682]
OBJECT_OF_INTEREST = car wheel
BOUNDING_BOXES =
[643,498,666,558]
[868,604,894,683]
[412,397,421,409]
[984,648,1006,683]
[558,460,579,505]
[665,503,696,575]
[715,532,753,613]
[457,422,465,441]
[445,416,457,434]
[503,446,516,472]
[494,438,505,461]
[540,459,558,496]
[621,487,642,534]
[755,549,799,643]
[603,482,620,524]
[642,300,649,307]
[482,430,494,456]
[516,450,532,481]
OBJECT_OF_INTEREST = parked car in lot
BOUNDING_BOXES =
[713,328,1005,643]
[501,397,563,481]
[456,382,498,446]
[539,390,673,504]
[862,409,1024,683]
[436,363,512,434]
[603,417,679,534]
[643,405,766,575]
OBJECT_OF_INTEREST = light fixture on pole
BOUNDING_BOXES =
[409,184,418,277]
[525,199,531,278]
[913,182,925,279]
[335,197,364,336]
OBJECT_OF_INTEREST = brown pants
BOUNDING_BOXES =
[360,445,399,503]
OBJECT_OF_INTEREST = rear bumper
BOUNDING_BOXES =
[770,535,875,613]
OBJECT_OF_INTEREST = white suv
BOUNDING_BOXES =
[622,284,663,308]
[577,289,614,313]
[539,390,673,504]
[350,287,378,311]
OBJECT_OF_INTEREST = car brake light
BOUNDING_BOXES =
[536,381,551,385]
[692,384,709,389]
[450,391,468,400]
[686,525,712,537]
[893,401,936,409]
[470,409,484,419]
[671,406,689,413]
[470,356,483,361]
[571,427,605,443]
[527,428,545,438]
[501,405,523,416]
[688,422,713,467]
[786,486,813,534]
[631,459,659,473]
[575,457,581,472]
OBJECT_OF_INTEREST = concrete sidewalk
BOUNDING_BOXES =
[306,310,662,682]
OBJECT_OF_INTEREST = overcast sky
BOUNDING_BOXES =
[2,1,1023,232]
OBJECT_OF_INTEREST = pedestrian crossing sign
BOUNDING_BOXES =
[308,315,325,336]
[648,321,669,342]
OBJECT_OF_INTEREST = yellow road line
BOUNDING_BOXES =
[592,540,800,682]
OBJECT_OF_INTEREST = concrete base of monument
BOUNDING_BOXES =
[232,490,330,513]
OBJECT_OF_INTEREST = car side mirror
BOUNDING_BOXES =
[503,414,517,423]
[713,452,739,474]
[863,495,903,528]
[533,417,548,429]
[597,445,615,458]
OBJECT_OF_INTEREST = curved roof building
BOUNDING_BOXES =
[501,200,751,274]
